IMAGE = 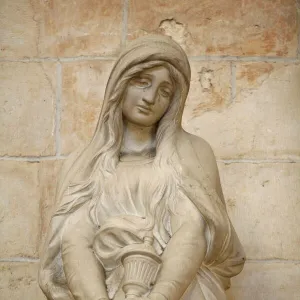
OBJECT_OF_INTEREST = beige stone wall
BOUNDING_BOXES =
[0,1,299,299]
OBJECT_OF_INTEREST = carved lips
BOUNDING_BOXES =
[136,104,152,114]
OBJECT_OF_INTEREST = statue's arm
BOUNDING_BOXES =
[188,133,225,203]
[61,204,108,300]
[149,197,207,300]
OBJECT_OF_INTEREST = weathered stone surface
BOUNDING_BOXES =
[0,0,39,58]
[227,262,300,300]
[0,161,40,258]
[128,0,298,57]
[0,62,56,156]
[184,62,300,159]
[0,262,46,300]
[1,0,122,58]
[61,60,115,154]
[0,160,63,258]
[219,162,300,260]
[34,0,122,57]
[184,61,231,117]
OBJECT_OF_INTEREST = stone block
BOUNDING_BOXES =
[0,0,39,58]
[1,0,123,58]
[35,0,122,57]
[0,262,46,300]
[61,60,115,154]
[227,261,300,300]
[0,62,56,156]
[0,161,40,258]
[128,0,298,57]
[184,62,300,159]
[219,162,300,260]
[0,160,63,259]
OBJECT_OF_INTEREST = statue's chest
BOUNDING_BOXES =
[91,160,168,226]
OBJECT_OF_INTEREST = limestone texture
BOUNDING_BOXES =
[0,262,46,300]
[128,0,298,56]
[0,0,39,58]
[61,60,115,154]
[184,62,300,159]
[0,160,63,259]
[219,162,300,260]
[0,62,56,156]
[0,161,40,258]
[227,262,300,300]
[0,0,123,58]
[34,0,122,57]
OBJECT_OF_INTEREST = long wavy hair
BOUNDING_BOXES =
[65,60,188,227]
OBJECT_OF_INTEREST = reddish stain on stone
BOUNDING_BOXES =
[192,91,225,116]
[262,31,277,54]
[128,0,298,57]
[206,46,215,53]
[32,0,122,57]
[238,63,274,83]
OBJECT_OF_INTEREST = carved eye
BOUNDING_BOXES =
[131,77,151,88]
[160,87,172,98]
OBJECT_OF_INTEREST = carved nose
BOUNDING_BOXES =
[142,87,157,105]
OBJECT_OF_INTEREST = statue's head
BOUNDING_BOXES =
[93,34,191,137]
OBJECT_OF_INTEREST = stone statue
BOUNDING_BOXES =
[39,35,245,300]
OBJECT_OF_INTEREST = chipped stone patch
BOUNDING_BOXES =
[158,18,193,52]
[183,61,231,119]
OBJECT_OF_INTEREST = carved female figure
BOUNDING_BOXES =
[39,35,245,300]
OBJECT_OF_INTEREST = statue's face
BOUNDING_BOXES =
[122,66,174,127]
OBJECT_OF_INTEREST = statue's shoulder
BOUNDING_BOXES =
[177,129,216,164]
[56,146,86,196]
[177,130,224,201]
